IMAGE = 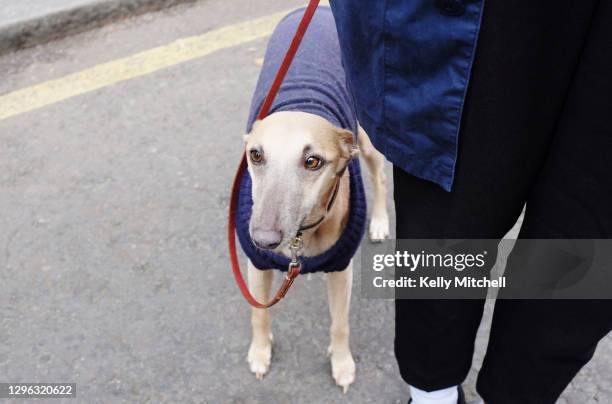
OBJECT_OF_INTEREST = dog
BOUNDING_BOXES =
[238,7,390,393]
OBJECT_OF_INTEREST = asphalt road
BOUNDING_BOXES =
[0,1,611,403]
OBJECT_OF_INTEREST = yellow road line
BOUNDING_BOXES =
[0,10,290,122]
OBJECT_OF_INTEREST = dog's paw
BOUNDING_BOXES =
[330,350,356,394]
[247,340,272,380]
[368,213,390,242]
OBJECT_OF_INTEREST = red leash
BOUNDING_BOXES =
[228,0,321,309]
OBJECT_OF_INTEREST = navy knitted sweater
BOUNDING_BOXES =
[236,7,367,274]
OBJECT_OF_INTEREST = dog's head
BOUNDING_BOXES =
[244,111,357,251]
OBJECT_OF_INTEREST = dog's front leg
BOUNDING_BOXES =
[358,126,390,241]
[326,262,355,393]
[247,260,273,379]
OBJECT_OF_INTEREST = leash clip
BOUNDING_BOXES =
[289,232,303,263]
[286,232,303,280]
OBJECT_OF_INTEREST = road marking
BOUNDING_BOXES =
[0,10,290,122]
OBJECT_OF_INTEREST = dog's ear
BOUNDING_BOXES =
[335,128,359,159]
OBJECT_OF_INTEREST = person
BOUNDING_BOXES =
[329,1,612,403]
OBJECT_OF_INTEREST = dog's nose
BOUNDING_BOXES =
[252,228,283,250]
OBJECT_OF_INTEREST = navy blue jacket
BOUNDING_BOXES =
[330,0,485,191]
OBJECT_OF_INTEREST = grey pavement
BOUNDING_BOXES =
[0,0,195,55]
[0,1,611,403]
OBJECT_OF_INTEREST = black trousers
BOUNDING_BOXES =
[393,1,612,403]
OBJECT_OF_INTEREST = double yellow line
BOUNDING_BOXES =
[0,9,291,122]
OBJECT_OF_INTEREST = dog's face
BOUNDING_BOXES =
[244,111,356,250]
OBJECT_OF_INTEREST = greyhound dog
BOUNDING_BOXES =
[239,7,390,393]
[243,113,389,392]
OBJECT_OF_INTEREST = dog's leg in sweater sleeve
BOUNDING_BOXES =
[247,260,274,379]
[326,262,356,393]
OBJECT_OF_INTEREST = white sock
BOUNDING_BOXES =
[409,385,458,404]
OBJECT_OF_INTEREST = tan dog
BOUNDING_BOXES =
[243,110,390,393]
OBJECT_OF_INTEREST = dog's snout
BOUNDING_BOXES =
[252,228,283,250]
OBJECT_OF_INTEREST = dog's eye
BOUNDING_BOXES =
[304,156,323,170]
[249,149,263,164]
